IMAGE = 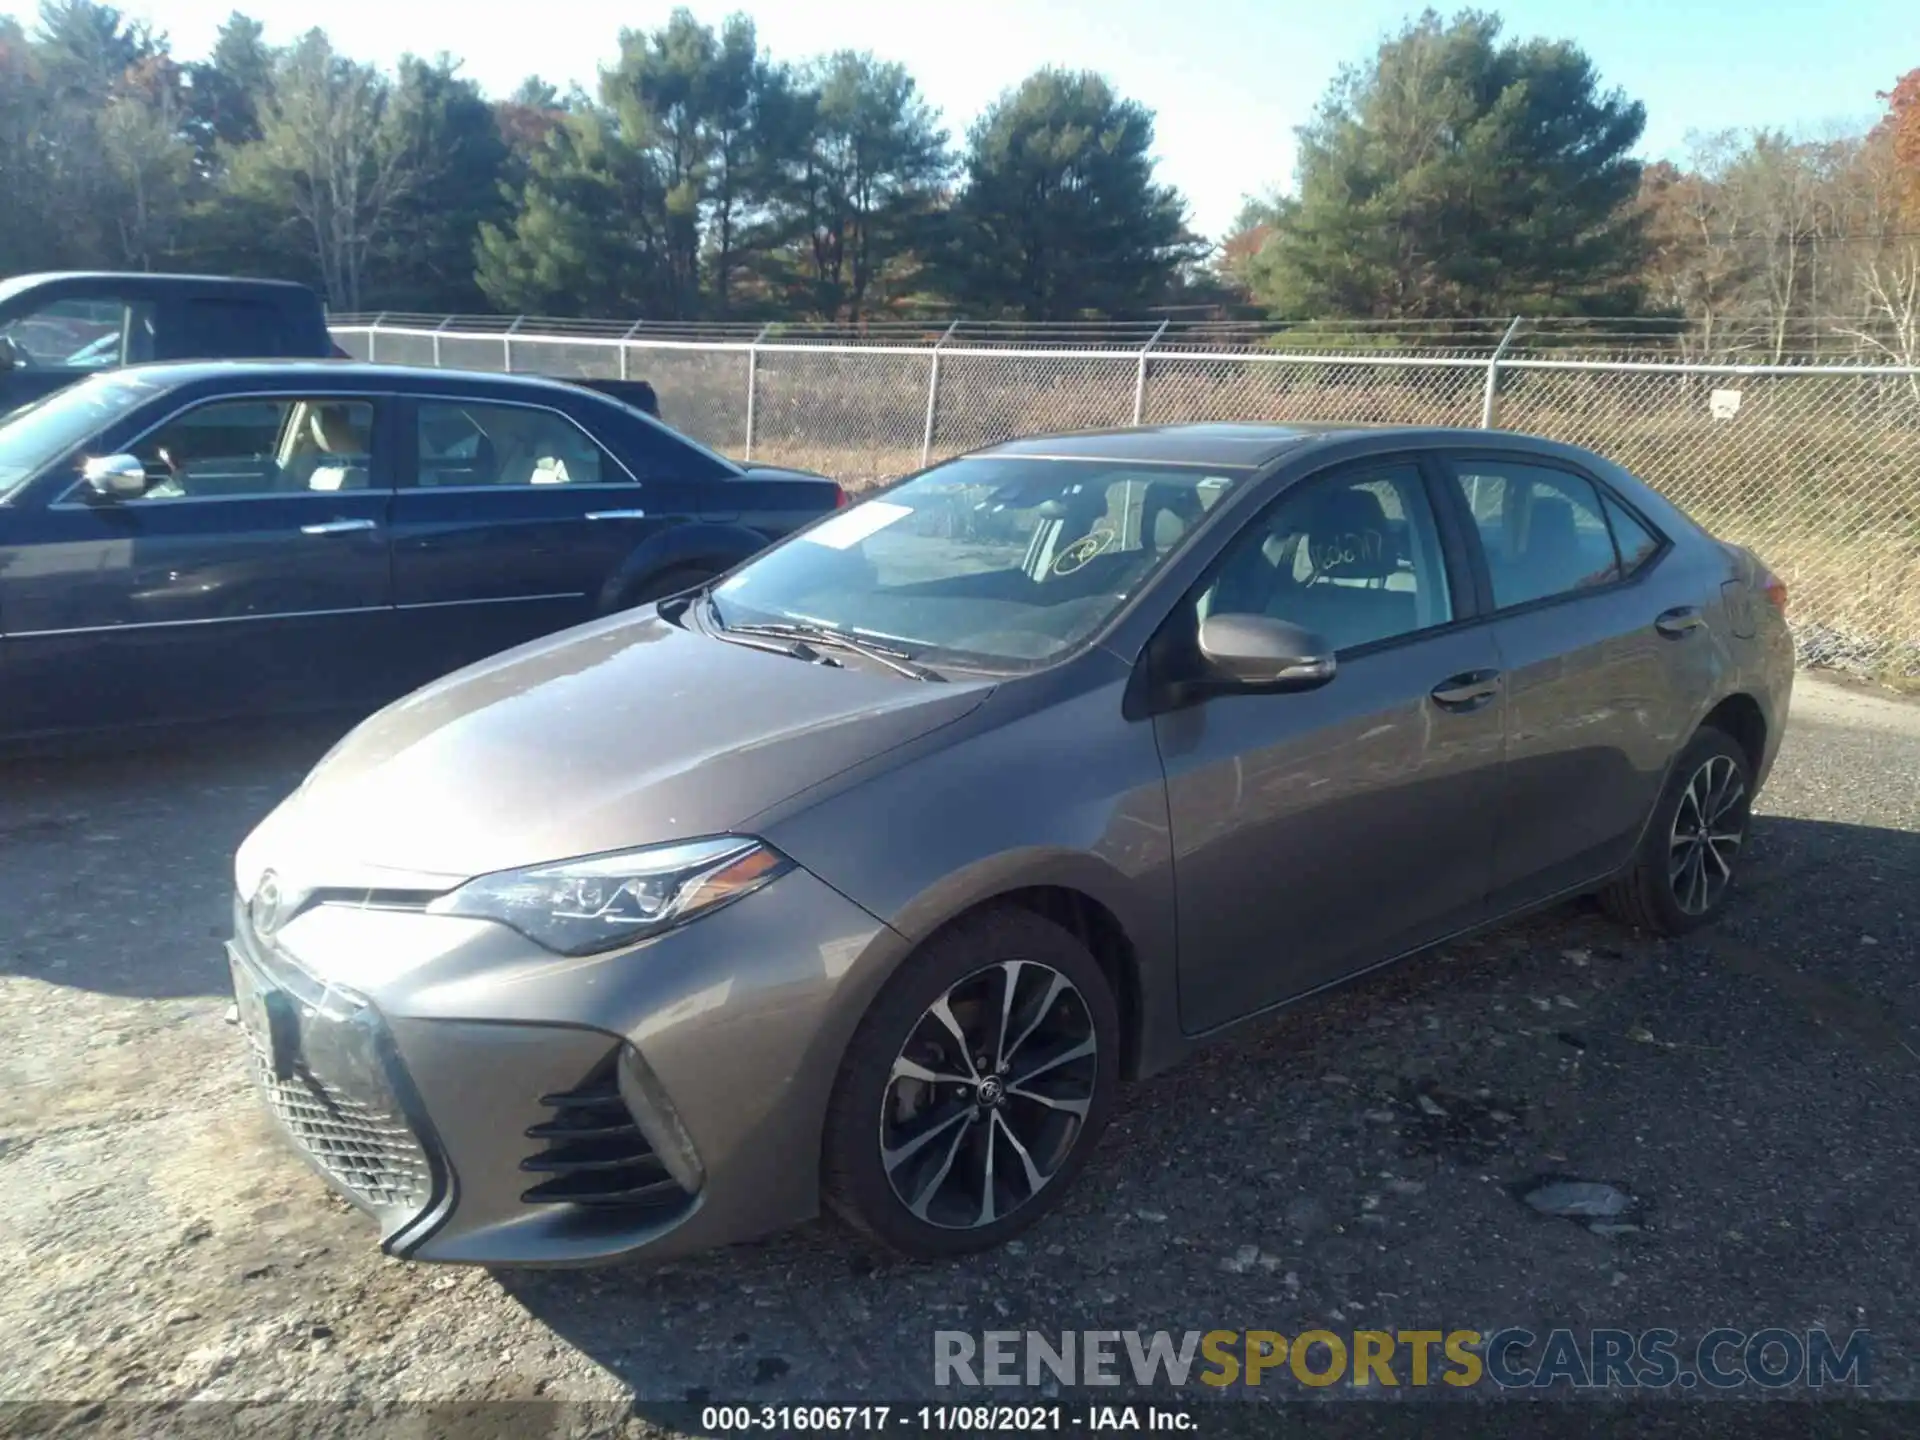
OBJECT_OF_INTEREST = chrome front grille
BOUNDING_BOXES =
[231,892,441,1232]
[246,1043,432,1212]
[522,1056,691,1218]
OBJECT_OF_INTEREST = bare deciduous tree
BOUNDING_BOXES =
[239,29,419,309]
[101,57,196,270]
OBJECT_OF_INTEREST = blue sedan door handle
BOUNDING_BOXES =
[300,518,379,536]
[585,509,648,521]
[1656,605,1705,637]
[1430,669,1502,711]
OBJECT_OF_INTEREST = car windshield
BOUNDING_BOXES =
[0,373,164,501]
[710,455,1248,670]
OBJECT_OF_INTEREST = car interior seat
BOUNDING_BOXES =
[305,406,371,491]
[1508,495,1582,603]
[1279,487,1416,649]
[1203,486,1418,651]
[1142,483,1203,555]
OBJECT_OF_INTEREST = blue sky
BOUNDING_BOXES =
[101,0,1913,240]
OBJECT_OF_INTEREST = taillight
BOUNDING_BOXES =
[833,486,850,509]
[1755,561,1788,616]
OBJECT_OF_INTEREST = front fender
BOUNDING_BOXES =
[755,662,1183,1081]
[596,521,775,610]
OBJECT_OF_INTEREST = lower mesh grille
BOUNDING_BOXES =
[522,1056,689,1215]
[249,1046,432,1213]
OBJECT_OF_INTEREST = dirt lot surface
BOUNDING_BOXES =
[2,675,1917,1423]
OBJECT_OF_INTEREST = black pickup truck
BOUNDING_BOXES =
[0,272,337,412]
[0,271,671,419]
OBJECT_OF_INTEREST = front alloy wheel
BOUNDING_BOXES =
[824,907,1120,1257]
[880,960,1098,1230]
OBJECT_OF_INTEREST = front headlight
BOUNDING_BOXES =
[426,836,791,956]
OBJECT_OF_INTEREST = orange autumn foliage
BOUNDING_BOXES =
[1874,68,1920,219]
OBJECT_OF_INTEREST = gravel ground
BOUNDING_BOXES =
[2,675,1917,1420]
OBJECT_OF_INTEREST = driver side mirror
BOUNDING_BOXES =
[81,453,151,500]
[1197,613,1337,693]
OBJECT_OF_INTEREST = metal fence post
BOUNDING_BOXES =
[504,316,524,373]
[921,321,961,467]
[432,316,449,368]
[1480,316,1525,429]
[619,320,643,381]
[743,324,772,460]
[1132,320,1169,425]
[367,313,387,364]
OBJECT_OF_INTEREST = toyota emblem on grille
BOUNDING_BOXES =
[251,872,283,937]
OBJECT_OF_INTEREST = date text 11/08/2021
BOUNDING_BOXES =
[699,1406,1191,1433]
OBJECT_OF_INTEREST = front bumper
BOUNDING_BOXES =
[227,865,905,1265]
[227,928,454,1253]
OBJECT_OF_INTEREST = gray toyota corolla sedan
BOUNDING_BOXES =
[229,421,1792,1265]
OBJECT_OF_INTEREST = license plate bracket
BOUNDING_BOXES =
[229,947,300,1081]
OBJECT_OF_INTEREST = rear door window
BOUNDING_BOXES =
[175,298,297,358]
[414,402,619,488]
[1442,460,1623,609]
[1602,494,1664,576]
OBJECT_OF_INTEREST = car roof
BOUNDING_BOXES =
[100,359,594,397]
[974,421,1513,468]
[0,272,321,301]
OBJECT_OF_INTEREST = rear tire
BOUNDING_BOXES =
[1600,725,1753,936]
[822,907,1121,1259]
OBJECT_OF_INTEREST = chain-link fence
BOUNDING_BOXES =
[330,319,1920,678]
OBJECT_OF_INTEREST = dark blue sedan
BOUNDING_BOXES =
[0,362,845,742]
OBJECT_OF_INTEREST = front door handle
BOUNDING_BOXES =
[1430,669,1502,711]
[585,509,648,521]
[300,518,378,536]
[1655,605,1705,637]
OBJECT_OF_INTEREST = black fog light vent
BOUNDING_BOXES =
[521,1054,690,1215]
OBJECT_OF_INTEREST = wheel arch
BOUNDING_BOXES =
[875,865,1156,1083]
[1700,691,1767,779]
[596,522,771,611]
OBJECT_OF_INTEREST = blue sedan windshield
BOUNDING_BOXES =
[0,374,165,501]
[712,455,1247,669]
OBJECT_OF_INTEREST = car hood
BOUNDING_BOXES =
[239,610,993,890]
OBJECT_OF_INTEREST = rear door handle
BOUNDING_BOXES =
[1656,605,1705,637]
[300,518,378,536]
[585,509,648,521]
[1430,669,1502,710]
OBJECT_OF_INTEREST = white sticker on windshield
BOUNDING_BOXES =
[800,500,913,550]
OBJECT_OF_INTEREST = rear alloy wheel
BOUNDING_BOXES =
[823,908,1120,1258]
[1601,725,1753,935]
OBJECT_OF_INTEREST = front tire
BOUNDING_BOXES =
[822,907,1121,1259]
[1601,725,1753,935]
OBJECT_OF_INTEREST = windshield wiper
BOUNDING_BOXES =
[719,620,945,682]
[699,594,839,665]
